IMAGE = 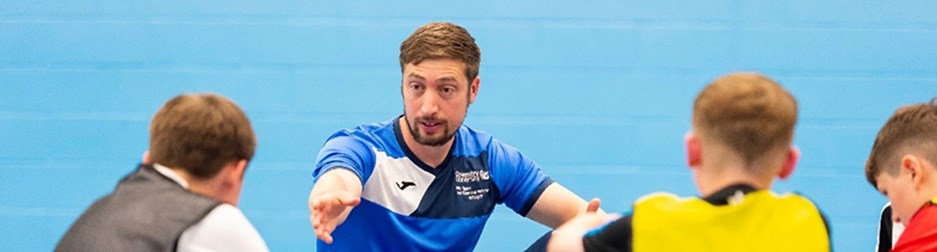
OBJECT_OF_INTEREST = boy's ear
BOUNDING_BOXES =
[778,146,800,180]
[220,159,248,206]
[902,154,924,186]
[685,132,701,169]
[228,159,248,183]
[142,150,150,164]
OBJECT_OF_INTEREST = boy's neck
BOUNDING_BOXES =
[689,130,799,199]
[163,165,235,205]
[917,181,937,207]
[696,150,776,197]
[698,169,772,197]
[913,157,937,210]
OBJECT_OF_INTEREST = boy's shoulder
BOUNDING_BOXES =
[908,198,937,226]
[893,200,937,251]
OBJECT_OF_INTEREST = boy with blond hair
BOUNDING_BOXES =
[547,72,831,252]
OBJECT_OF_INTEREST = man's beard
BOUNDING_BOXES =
[405,115,455,147]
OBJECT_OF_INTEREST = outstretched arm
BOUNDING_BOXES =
[526,183,603,229]
[547,212,620,252]
[308,168,362,244]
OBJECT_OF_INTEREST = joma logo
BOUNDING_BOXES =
[395,181,416,190]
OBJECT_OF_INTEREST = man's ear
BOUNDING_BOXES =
[685,132,701,169]
[468,76,480,105]
[778,146,800,180]
[142,151,150,164]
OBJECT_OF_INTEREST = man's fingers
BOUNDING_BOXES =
[335,192,361,207]
[315,192,361,208]
[314,222,337,244]
[586,198,601,213]
[315,229,334,244]
[309,213,317,229]
[310,191,360,244]
[582,212,619,227]
[311,213,321,228]
[311,198,324,211]
[343,197,360,207]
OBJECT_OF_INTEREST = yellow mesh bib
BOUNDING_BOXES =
[632,191,830,252]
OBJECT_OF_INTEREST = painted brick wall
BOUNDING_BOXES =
[3,1,936,251]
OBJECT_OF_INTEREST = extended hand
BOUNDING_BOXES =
[586,198,601,213]
[309,191,360,244]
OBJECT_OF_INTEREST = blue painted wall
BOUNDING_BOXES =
[3,1,936,251]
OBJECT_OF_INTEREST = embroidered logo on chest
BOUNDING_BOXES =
[454,170,491,200]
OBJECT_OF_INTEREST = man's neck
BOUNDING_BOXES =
[398,117,453,168]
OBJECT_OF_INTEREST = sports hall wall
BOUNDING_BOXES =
[3,1,936,251]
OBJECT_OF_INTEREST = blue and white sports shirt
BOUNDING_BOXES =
[313,117,554,251]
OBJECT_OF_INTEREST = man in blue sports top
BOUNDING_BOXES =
[307,22,600,251]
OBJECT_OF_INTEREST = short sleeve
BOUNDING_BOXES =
[487,139,554,216]
[178,204,269,252]
[313,135,375,184]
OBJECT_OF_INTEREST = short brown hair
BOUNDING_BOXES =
[399,22,481,82]
[149,93,256,179]
[865,100,937,186]
[693,72,798,174]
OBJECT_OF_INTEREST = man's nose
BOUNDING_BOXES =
[420,92,439,114]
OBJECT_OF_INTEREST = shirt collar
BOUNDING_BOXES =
[702,183,758,205]
[152,163,189,189]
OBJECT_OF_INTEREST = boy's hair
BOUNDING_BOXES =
[399,22,481,83]
[865,98,937,186]
[693,72,798,176]
[149,93,256,179]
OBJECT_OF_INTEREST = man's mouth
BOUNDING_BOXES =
[419,119,443,131]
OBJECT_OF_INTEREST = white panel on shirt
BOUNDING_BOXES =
[177,204,269,252]
[892,217,905,246]
[361,147,436,215]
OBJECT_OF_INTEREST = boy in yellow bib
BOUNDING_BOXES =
[547,72,831,252]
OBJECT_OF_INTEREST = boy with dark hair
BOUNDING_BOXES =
[865,98,937,251]
[56,93,267,251]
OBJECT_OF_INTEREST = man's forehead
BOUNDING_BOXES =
[404,63,467,81]
[405,59,465,70]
